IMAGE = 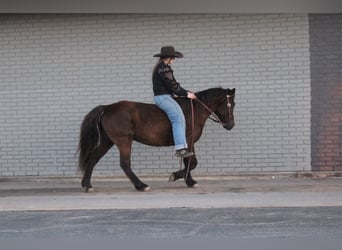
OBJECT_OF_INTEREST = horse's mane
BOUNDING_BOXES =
[195,87,227,104]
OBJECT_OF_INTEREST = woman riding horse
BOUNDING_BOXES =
[153,46,197,158]
[78,86,235,192]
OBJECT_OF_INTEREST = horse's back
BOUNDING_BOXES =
[104,100,166,120]
[101,100,174,146]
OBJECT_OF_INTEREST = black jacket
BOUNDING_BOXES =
[152,61,188,97]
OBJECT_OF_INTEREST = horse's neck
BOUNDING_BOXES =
[193,99,217,125]
[196,97,217,115]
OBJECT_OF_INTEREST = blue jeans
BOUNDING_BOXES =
[154,95,188,150]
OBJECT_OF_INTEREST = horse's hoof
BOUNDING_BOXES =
[168,173,176,182]
[186,181,198,188]
[136,184,150,192]
[187,184,198,188]
[85,187,95,193]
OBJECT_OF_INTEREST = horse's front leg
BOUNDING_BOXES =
[169,155,198,188]
[183,156,198,188]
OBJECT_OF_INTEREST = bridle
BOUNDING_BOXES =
[194,95,233,126]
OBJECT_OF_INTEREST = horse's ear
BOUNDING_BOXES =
[228,88,235,95]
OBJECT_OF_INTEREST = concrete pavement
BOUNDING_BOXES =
[1,173,342,211]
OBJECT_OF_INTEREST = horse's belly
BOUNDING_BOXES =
[134,126,174,147]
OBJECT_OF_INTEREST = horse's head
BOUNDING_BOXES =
[214,88,235,130]
[195,87,236,130]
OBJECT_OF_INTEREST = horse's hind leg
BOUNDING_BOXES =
[169,155,198,188]
[82,138,113,192]
[117,139,150,191]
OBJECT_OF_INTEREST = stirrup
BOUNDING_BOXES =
[175,149,194,158]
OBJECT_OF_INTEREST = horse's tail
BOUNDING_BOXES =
[77,105,105,173]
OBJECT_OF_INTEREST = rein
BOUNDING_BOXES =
[181,99,195,181]
[180,95,232,180]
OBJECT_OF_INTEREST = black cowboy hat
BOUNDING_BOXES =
[153,46,184,58]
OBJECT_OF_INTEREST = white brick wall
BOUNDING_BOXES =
[0,14,311,176]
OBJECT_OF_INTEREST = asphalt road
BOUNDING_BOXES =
[1,207,342,239]
[1,174,342,243]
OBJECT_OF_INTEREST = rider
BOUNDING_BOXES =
[152,46,197,158]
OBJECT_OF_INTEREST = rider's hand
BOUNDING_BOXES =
[187,92,197,99]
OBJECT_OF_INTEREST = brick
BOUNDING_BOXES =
[0,13,313,176]
[310,15,342,171]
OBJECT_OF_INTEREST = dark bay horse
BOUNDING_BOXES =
[78,87,235,192]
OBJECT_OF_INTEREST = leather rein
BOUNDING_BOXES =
[182,95,232,179]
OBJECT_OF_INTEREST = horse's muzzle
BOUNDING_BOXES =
[223,121,235,130]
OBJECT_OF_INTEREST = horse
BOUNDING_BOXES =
[78,87,235,192]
